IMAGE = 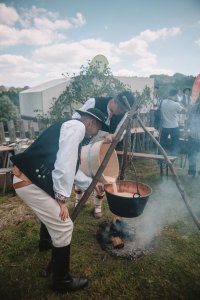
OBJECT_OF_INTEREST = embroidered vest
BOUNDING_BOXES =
[11,119,82,198]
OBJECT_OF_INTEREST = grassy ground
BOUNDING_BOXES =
[0,158,200,300]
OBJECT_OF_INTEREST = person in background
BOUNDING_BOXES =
[11,108,108,293]
[181,87,192,109]
[160,89,185,155]
[177,89,183,102]
[72,91,135,218]
[187,94,200,177]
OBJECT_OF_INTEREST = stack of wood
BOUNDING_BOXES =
[96,217,134,250]
[111,236,124,249]
[111,217,124,249]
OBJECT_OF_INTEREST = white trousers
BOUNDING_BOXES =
[13,176,73,247]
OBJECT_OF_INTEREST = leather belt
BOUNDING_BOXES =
[13,180,32,189]
[12,165,32,189]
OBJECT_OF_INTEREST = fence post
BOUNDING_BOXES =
[7,120,16,143]
[28,120,35,140]
[0,122,6,144]
[38,119,45,134]
[19,119,26,139]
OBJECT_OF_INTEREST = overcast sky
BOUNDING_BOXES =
[0,0,200,87]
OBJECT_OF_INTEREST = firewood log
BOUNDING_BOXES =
[111,236,124,249]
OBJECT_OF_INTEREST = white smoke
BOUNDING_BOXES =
[122,176,199,249]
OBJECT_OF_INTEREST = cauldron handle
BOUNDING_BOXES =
[130,160,140,195]
[133,192,141,198]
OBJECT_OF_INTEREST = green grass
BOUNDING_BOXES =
[0,159,200,300]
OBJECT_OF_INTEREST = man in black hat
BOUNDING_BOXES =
[72,91,135,218]
[73,90,134,141]
[11,108,108,293]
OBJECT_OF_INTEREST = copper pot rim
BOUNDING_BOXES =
[104,180,152,197]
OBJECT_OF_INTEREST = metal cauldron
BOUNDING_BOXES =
[105,180,152,218]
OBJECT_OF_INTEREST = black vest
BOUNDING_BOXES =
[11,119,82,198]
[94,97,124,133]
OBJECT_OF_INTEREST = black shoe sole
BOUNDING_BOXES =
[52,278,88,293]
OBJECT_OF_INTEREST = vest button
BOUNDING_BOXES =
[38,175,41,178]
[36,169,39,173]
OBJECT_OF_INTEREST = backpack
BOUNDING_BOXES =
[154,100,163,130]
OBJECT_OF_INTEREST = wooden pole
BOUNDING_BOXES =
[119,96,133,180]
[137,116,200,230]
[71,110,137,222]
[119,118,131,180]
[19,119,26,139]
[0,122,5,145]
[7,120,16,143]
[28,120,35,140]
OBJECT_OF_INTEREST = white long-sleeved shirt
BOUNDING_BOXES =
[161,99,183,128]
[52,120,86,198]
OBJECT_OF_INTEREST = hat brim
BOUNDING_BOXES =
[183,88,191,92]
[76,110,109,132]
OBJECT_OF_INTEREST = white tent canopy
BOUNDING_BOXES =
[19,78,70,118]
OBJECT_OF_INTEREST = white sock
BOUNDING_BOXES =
[75,189,84,207]
[93,191,105,212]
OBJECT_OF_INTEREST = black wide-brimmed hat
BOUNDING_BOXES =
[183,87,191,93]
[114,90,135,111]
[76,108,109,131]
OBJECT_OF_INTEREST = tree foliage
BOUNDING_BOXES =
[48,62,128,122]
[0,86,28,107]
[0,95,20,122]
[150,73,195,98]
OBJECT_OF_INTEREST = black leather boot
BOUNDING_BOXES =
[39,223,52,251]
[52,245,88,293]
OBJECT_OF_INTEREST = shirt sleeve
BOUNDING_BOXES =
[74,168,92,191]
[72,98,95,119]
[176,102,184,112]
[52,120,85,199]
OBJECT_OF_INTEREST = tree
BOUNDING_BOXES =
[150,73,195,99]
[48,62,128,122]
[0,95,20,122]
[0,86,29,107]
